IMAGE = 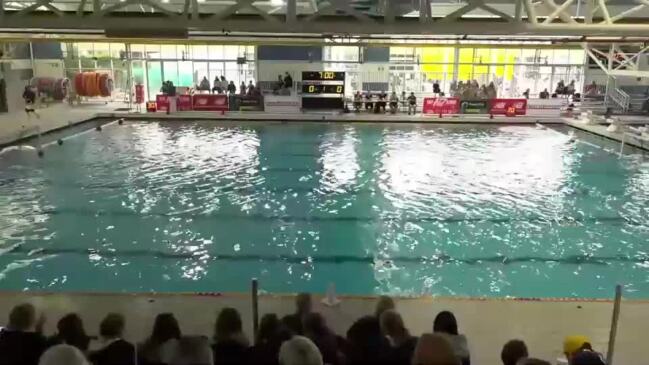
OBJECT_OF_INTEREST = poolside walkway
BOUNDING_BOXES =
[0,291,644,365]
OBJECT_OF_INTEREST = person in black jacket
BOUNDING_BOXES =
[212,308,250,365]
[281,293,312,336]
[89,313,135,365]
[0,303,47,365]
[46,313,91,353]
[247,314,292,365]
[138,313,181,365]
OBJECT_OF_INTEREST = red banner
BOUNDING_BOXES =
[177,95,193,111]
[193,94,229,111]
[489,98,527,116]
[423,97,460,115]
[135,84,144,104]
[156,94,170,111]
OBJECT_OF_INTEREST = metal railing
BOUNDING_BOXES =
[608,86,631,113]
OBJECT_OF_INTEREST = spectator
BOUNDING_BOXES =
[556,80,565,96]
[46,313,90,353]
[389,91,399,114]
[433,80,441,95]
[212,308,249,365]
[138,313,182,365]
[239,81,246,95]
[39,344,89,365]
[199,77,210,92]
[407,92,417,115]
[501,339,528,365]
[0,303,47,365]
[282,293,312,335]
[433,311,470,365]
[89,313,136,365]
[273,75,284,94]
[279,336,322,365]
[364,92,373,111]
[380,310,417,365]
[220,76,228,94]
[567,80,576,96]
[353,91,362,112]
[523,88,530,99]
[283,72,293,89]
[539,88,549,99]
[247,314,291,365]
[212,76,221,94]
[227,81,237,95]
[303,313,342,365]
[345,296,394,365]
[562,336,592,364]
[163,336,214,365]
[247,81,254,95]
[571,350,606,365]
[375,91,387,113]
[412,333,460,365]
[585,81,598,96]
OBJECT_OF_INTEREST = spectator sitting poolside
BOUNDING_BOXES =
[163,336,214,365]
[46,313,90,353]
[279,336,323,365]
[501,339,528,365]
[89,313,136,365]
[212,307,249,365]
[433,311,470,365]
[282,293,312,335]
[303,313,343,365]
[0,303,47,365]
[412,333,460,365]
[562,335,592,364]
[380,309,418,365]
[247,314,291,365]
[138,313,181,365]
[39,344,89,365]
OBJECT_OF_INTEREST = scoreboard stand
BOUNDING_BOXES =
[301,71,345,110]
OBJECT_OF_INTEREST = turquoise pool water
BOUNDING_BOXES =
[0,121,648,298]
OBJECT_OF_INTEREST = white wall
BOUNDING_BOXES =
[33,59,65,79]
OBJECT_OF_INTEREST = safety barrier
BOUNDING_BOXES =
[154,94,229,112]
[423,97,529,117]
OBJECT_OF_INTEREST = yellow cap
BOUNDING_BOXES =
[563,335,591,355]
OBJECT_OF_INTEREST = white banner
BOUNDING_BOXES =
[264,95,301,113]
[526,98,568,117]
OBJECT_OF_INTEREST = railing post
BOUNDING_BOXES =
[606,284,622,365]
[251,278,259,343]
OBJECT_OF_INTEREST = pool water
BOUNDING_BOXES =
[0,121,648,298]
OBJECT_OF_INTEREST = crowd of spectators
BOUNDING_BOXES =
[449,80,498,100]
[195,76,260,97]
[0,297,607,365]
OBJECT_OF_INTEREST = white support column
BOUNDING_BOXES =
[419,0,431,23]
[514,0,523,22]
[542,0,574,24]
[523,0,538,24]
[286,0,296,25]
[605,4,646,24]
[598,0,611,24]
[384,0,395,24]
[0,0,4,18]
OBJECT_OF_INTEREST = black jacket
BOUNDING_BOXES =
[89,339,136,365]
[0,329,47,365]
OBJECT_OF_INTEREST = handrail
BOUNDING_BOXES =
[608,86,630,113]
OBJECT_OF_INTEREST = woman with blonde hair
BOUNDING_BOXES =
[412,333,460,365]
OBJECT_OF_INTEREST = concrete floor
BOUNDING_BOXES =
[0,102,647,364]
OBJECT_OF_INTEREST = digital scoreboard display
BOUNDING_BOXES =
[302,71,345,81]
[301,71,345,109]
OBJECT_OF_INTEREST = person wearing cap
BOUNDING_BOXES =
[562,335,591,364]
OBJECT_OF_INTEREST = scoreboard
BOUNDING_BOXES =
[301,71,345,109]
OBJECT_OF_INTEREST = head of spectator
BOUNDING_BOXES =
[8,303,36,331]
[39,344,88,365]
[303,313,339,365]
[55,313,89,351]
[214,307,247,346]
[166,336,213,365]
[571,350,606,365]
[433,311,469,363]
[563,335,591,363]
[375,295,395,318]
[412,333,460,365]
[279,336,323,365]
[99,313,125,341]
[501,339,528,365]
[257,313,280,345]
[433,311,458,335]
[150,313,181,345]
[380,309,409,344]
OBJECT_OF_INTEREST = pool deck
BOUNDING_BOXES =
[0,291,644,365]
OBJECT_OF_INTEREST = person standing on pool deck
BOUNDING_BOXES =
[23,85,40,120]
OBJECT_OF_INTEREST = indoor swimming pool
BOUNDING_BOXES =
[0,121,647,298]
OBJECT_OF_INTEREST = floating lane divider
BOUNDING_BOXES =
[41,118,123,149]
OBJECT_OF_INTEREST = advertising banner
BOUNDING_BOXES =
[174,95,192,111]
[489,98,527,116]
[232,95,264,111]
[526,98,567,117]
[460,100,489,114]
[155,94,169,111]
[422,97,460,115]
[193,94,229,111]
[265,95,301,113]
